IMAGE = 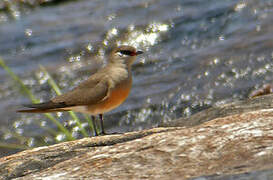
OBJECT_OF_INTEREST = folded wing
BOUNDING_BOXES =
[17,77,109,113]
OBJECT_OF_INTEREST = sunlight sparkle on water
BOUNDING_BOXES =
[148,22,169,32]
[218,36,225,41]
[234,2,247,12]
[13,121,23,129]
[56,112,63,117]
[86,43,93,52]
[56,134,66,142]
[122,22,170,48]
[135,32,158,46]
[108,28,118,37]
[25,29,32,37]
[27,138,35,147]
[107,13,116,21]
[69,55,81,62]
[3,133,12,140]
[37,71,49,84]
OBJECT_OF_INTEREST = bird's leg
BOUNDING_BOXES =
[99,114,106,135]
[91,115,98,136]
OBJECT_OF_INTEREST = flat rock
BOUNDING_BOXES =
[0,95,273,180]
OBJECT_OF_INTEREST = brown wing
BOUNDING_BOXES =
[51,77,109,106]
[18,72,110,112]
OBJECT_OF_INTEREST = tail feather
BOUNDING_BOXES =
[17,108,70,113]
[17,101,71,113]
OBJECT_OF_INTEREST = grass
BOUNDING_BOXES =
[0,57,98,150]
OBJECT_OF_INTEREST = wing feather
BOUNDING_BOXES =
[52,78,109,106]
[18,72,110,112]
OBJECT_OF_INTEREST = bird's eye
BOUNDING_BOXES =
[120,50,133,55]
[116,50,133,57]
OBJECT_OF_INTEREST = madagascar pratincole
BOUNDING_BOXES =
[17,45,143,135]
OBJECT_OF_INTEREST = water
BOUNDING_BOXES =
[1,0,273,156]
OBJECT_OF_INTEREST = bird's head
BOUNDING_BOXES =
[110,45,143,65]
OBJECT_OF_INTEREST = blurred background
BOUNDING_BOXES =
[0,0,273,157]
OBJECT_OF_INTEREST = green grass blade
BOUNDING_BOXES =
[39,66,62,95]
[44,113,74,140]
[68,111,89,136]
[0,58,74,141]
[83,114,99,135]
[39,65,89,137]
[0,58,38,103]
[0,142,29,150]
[31,121,58,137]
[1,129,29,144]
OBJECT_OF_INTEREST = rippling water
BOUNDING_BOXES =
[0,0,273,156]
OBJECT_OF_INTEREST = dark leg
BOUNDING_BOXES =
[91,115,98,136]
[99,114,105,135]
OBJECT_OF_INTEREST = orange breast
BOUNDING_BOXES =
[88,79,132,115]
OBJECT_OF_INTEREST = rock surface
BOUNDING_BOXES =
[162,93,273,127]
[0,94,273,180]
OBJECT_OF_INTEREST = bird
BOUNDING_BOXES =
[17,45,143,136]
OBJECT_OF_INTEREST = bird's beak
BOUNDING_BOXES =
[136,51,143,55]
